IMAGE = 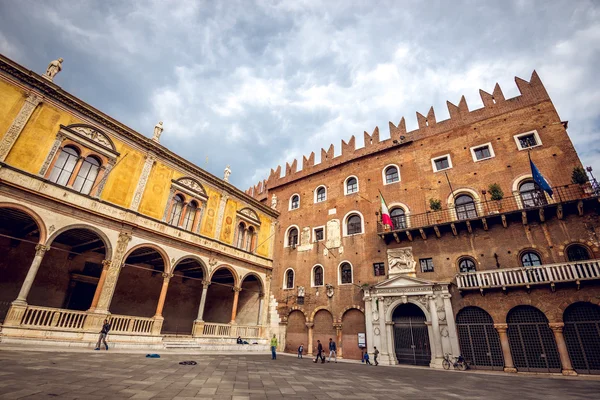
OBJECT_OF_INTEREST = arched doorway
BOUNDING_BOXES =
[162,258,206,335]
[456,307,504,370]
[203,267,237,324]
[0,207,42,322]
[341,309,366,360]
[392,303,430,366]
[110,246,166,317]
[564,302,600,374]
[236,274,263,325]
[313,309,336,355]
[507,305,561,372]
[285,310,307,354]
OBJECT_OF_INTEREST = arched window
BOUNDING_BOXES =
[168,194,184,225]
[288,227,299,247]
[384,166,399,184]
[72,156,101,195]
[521,251,542,267]
[458,257,477,273]
[284,269,294,289]
[236,222,246,248]
[290,194,300,210]
[340,262,353,284]
[246,226,255,252]
[566,244,591,262]
[347,214,362,235]
[48,146,79,186]
[346,177,358,194]
[182,201,198,231]
[316,186,327,202]
[390,208,407,229]
[455,194,478,220]
[313,265,324,287]
[519,180,547,208]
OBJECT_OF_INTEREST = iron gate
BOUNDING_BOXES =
[456,307,504,370]
[507,305,561,373]
[392,303,431,366]
[564,302,600,374]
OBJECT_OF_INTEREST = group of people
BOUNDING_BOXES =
[292,337,379,366]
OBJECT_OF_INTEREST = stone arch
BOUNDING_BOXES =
[338,305,365,323]
[386,298,431,322]
[312,308,336,352]
[446,187,484,218]
[285,306,308,322]
[122,243,169,271]
[341,307,366,360]
[342,210,365,236]
[310,305,332,322]
[236,272,264,325]
[240,271,265,289]
[284,224,300,247]
[47,224,113,261]
[285,309,308,354]
[0,202,47,244]
[555,296,600,323]
[171,255,208,276]
[511,174,554,208]
[209,264,240,287]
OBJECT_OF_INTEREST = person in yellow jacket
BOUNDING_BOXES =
[270,334,278,360]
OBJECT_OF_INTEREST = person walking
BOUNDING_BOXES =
[373,346,379,366]
[363,351,372,365]
[298,343,304,359]
[270,334,278,360]
[313,340,325,363]
[94,319,111,351]
[327,338,337,363]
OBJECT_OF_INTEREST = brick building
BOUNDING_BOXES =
[247,71,600,374]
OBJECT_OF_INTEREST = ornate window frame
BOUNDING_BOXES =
[233,207,261,253]
[40,124,120,198]
[162,177,208,233]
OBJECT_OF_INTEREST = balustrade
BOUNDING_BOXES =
[19,306,88,330]
[201,322,261,338]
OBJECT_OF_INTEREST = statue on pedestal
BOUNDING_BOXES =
[43,58,63,81]
[223,165,231,182]
[152,121,163,142]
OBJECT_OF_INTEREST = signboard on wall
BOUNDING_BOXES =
[358,333,366,348]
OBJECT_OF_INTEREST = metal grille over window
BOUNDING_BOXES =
[519,181,547,208]
[519,134,537,148]
[347,214,362,235]
[456,307,504,370]
[455,194,478,220]
[373,262,385,276]
[340,263,352,284]
[507,305,561,372]
[458,258,476,273]
[346,177,358,193]
[564,302,600,374]
[566,244,591,262]
[385,166,399,184]
[48,147,79,186]
[390,208,407,229]
[313,266,323,286]
[72,156,101,195]
[420,258,434,272]
[521,251,542,267]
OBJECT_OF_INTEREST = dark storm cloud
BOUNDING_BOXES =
[1,0,598,189]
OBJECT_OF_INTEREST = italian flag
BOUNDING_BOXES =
[379,191,393,229]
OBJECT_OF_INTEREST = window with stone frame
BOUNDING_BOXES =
[313,265,324,286]
[340,262,353,284]
[315,186,327,202]
[384,166,399,184]
[290,194,300,210]
[285,269,295,289]
[41,124,120,198]
[314,227,324,242]
[458,257,477,273]
[287,227,299,247]
[420,258,434,272]
[373,262,385,276]
[346,177,358,194]
[234,207,261,253]
[346,214,362,235]
[520,251,542,267]
[162,177,208,233]
[566,244,591,262]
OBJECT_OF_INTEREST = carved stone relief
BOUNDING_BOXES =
[70,126,113,149]
[387,247,417,275]
[0,93,42,161]
[39,133,65,176]
[177,178,206,195]
[96,232,132,310]
[130,154,155,211]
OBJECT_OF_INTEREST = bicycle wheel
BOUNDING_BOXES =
[442,359,451,370]
[457,361,467,371]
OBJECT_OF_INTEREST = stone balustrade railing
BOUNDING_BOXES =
[19,305,88,330]
[456,259,600,290]
[109,314,154,335]
[201,322,261,338]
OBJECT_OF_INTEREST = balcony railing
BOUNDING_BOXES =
[19,306,88,330]
[378,183,596,234]
[456,259,600,290]
[201,322,261,338]
[109,314,155,335]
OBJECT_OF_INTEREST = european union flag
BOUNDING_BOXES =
[530,159,553,198]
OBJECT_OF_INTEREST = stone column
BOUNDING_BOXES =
[442,294,460,356]
[0,93,42,161]
[13,244,50,305]
[306,322,314,355]
[230,286,242,324]
[257,293,265,325]
[549,322,577,375]
[95,232,133,312]
[364,297,374,354]
[378,297,391,364]
[154,273,173,317]
[88,260,112,312]
[130,153,155,211]
[428,295,444,365]
[196,281,211,321]
[494,324,517,373]
[334,323,343,358]
[385,321,396,365]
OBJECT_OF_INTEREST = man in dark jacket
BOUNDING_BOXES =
[313,340,325,363]
[327,338,337,363]
[95,319,111,350]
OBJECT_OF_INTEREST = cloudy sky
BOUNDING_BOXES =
[1,0,599,189]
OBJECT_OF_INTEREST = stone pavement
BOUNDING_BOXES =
[0,349,599,399]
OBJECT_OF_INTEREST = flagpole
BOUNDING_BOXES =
[444,171,456,202]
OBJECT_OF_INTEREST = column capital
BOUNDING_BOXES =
[101,260,112,269]
[385,321,394,326]
[494,323,508,333]
[202,280,211,288]
[232,286,242,292]
[34,244,50,256]
[549,322,565,332]
[333,323,343,330]
[305,322,314,328]
[162,272,174,280]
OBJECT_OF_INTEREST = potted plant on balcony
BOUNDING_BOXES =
[572,166,592,196]
[488,183,504,214]
[429,198,443,223]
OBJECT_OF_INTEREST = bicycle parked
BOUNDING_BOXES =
[442,353,468,371]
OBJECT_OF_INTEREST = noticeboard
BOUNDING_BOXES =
[358,332,366,348]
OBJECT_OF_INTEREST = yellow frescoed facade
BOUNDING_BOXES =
[0,54,279,350]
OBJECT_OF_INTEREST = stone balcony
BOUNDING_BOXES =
[377,183,599,242]
[456,259,600,293]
